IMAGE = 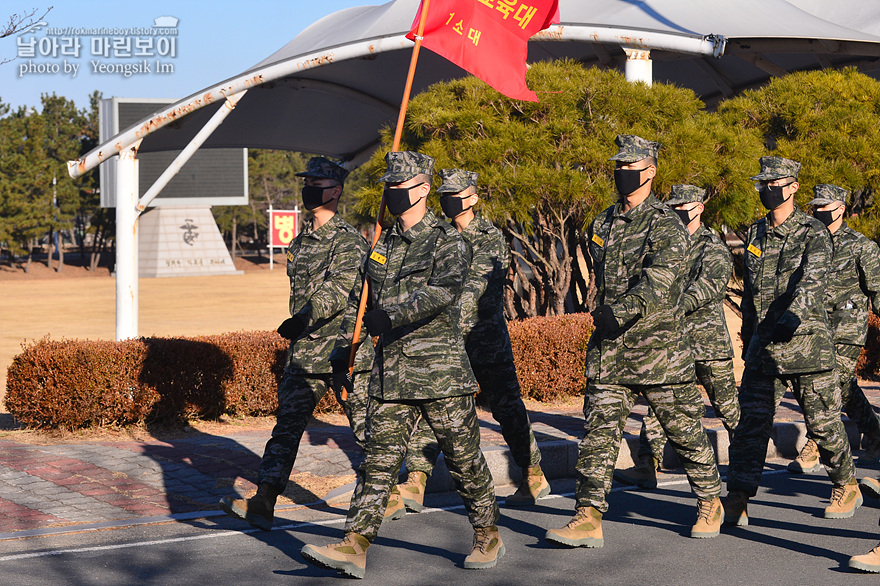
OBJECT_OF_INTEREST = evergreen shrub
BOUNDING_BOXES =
[5,315,595,430]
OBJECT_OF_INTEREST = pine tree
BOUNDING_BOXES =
[354,61,763,317]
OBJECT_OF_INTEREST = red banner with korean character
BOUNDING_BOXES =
[269,209,300,248]
[407,0,560,102]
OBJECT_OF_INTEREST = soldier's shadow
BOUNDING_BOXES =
[134,338,358,526]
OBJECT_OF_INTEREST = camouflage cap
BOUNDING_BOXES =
[750,156,801,181]
[665,184,706,206]
[378,151,435,183]
[295,156,350,183]
[808,183,849,207]
[609,134,661,163]
[437,168,478,194]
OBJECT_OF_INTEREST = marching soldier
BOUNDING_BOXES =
[724,158,860,527]
[384,169,547,522]
[545,136,724,548]
[787,184,880,475]
[219,157,370,530]
[617,185,740,489]
[301,152,503,579]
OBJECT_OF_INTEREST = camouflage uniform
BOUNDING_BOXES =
[256,158,371,494]
[727,159,855,497]
[402,170,541,477]
[639,185,740,463]
[809,185,880,450]
[576,137,722,514]
[332,152,498,541]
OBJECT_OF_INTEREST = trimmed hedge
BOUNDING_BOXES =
[5,333,288,429]
[9,311,880,430]
[508,312,593,402]
[5,315,596,430]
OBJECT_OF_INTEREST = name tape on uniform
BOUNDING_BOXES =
[591,234,605,247]
[747,244,762,258]
[370,251,387,265]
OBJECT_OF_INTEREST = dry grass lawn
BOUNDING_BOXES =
[1,256,290,412]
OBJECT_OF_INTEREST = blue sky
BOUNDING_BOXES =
[0,1,370,112]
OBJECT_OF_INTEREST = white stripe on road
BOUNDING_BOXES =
[0,470,788,562]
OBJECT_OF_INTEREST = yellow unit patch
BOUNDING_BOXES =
[370,251,387,265]
[591,234,605,247]
[747,244,762,258]
[286,251,294,262]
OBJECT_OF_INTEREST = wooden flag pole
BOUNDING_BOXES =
[342,0,432,400]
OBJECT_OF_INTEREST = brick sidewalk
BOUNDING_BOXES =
[1,383,879,538]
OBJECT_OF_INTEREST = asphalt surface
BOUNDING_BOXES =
[1,470,879,585]
[1,384,880,584]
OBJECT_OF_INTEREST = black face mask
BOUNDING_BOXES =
[674,208,694,226]
[614,167,650,196]
[814,207,843,227]
[301,185,335,211]
[439,194,472,219]
[383,184,423,216]
[758,183,793,210]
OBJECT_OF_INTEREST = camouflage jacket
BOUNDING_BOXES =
[284,214,370,375]
[585,193,694,385]
[741,208,835,374]
[333,211,478,401]
[826,222,880,347]
[681,224,735,361]
[459,214,515,366]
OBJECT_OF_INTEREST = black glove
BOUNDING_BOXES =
[363,309,392,336]
[591,305,619,334]
[330,358,353,403]
[770,322,797,343]
[277,315,307,340]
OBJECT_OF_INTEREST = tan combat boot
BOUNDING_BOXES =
[613,456,659,490]
[722,491,749,527]
[859,476,880,500]
[506,465,551,507]
[463,525,505,569]
[382,486,406,522]
[787,439,822,474]
[301,532,370,579]
[545,506,604,548]
[219,484,278,531]
[397,471,428,512]
[825,479,863,519]
[849,543,880,573]
[690,497,723,538]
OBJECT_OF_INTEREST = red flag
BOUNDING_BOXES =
[407,0,560,102]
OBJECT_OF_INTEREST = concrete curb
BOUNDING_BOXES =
[422,420,863,493]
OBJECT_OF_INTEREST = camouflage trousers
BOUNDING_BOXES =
[835,344,880,446]
[638,359,741,463]
[257,369,368,492]
[345,394,499,541]
[402,361,541,476]
[575,381,722,513]
[728,368,855,496]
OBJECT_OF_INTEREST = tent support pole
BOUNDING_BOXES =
[136,91,247,215]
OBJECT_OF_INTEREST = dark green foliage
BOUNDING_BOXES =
[0,92,99,270]
[352,61,764,317]
[717,68,880,237]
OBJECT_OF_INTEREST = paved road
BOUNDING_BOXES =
[2,384,880,584]
[1,467,878,585]
[2,385,880,536]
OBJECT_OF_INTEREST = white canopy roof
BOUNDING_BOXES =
[70,0,880,178]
